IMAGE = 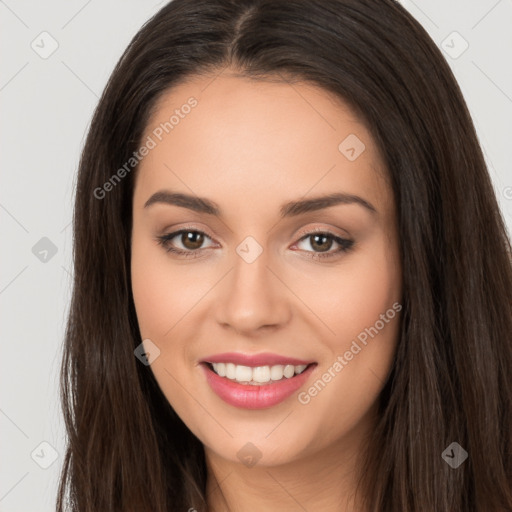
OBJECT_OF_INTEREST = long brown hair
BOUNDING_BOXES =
[57,0,512,510]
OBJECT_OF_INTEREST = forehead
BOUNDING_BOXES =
[134,72,391,218]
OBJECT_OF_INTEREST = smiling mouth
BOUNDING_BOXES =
[203,361,316,385]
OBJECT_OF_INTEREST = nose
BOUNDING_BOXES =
[214,247,292,336]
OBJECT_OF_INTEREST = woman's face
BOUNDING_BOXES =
[131,72,402,468]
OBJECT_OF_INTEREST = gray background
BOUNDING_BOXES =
[1,1,511,510]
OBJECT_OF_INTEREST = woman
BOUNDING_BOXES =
[57,0,512,510]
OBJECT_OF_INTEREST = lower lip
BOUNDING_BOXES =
[201,363,317,409]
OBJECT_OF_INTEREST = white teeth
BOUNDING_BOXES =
[216,362,226,377]
[225,362,236,379]
[252,366,270,383]
[235,364,252,382]
[283,364,295,378]
[270,365,284,381]
[210,362,309,384]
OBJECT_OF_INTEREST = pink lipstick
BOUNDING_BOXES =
[199,352,317,409]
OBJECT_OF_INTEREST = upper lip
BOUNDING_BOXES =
[201,352,315,367]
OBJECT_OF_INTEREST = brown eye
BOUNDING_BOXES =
[294,230,354,260]
[180,231,205,250]
[156,229,215,258]
[308,233,334,252]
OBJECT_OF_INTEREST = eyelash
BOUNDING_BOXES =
[155,226,354,261]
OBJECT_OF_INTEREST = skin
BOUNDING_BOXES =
[131,70,403,512]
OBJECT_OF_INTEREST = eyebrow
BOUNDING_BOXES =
[143,190,377,217]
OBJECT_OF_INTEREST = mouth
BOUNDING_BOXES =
[199,361,318,409]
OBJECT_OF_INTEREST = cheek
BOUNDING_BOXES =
[130,233,209,338]
[131,236,170,337]
[295,238,401,346]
